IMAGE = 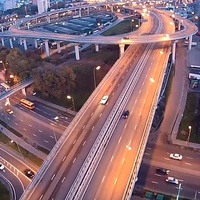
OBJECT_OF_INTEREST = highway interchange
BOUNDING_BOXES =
[0,2,198,200]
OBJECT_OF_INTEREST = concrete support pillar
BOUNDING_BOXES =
[188,35,192,50]
[79,9,81,17]
[1,26,3,32]
[13,37,16,41]
[5,98,10,106]
[23,38,27,51]
[19,38,23,45]
[34,39,38,48]
[46,15,50,23]
[27,22,30,29]
[35,18,37,24]
[110,5,114,12]
[22,88,26,96]
[44,40,50,57]
[56,41,61,53]
[178,22,181,31]
[172,41,176,64]
[1,38,5,46]
[87,7,90,15]
[75,45,80,60]
[95,44,99,52]
[119,44,125,57]
[9,38,13,49]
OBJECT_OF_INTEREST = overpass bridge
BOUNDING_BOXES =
[18,4,185,200]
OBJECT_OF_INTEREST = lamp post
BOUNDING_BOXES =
[93,66,101,89]
[187,126,192,143]
[67,95,75,111]
[176,183,182,200]
[131,19,134,31]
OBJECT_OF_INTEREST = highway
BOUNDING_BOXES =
[0,2,195,199]
[19,6,173,200]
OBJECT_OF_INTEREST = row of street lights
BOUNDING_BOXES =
[67,66,101,112]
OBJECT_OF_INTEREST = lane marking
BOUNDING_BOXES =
[164,158,170,161]
[102,176,105,183]
[122,157,125,164]
[15,123,18,126]
[152,181,158,184]
[73,158,76,163]
[73,140,76,145]
[23,128,27,131]
[51,174,55,180]
[44,140,49,143]
[110,156,114,162]
[82,125,86,129]
[92,126,95,130]
[62,156,66,161]
[99,113,102,117]
[83,141,86,146]
[39,130,42,133]
[33,134,37,137]
[118,137,122,144]
[114,178,118,185]
[29,124,32,127]
[155,174,161,177]
[145,152,150,156]
[185,162,191,165]
[62,177,66,183]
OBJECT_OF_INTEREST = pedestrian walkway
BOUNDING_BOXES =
[0,124,47,160]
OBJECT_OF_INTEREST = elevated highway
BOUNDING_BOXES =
[19,5,176,200]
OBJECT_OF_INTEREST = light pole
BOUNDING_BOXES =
[11,140,23,158]
[131,19,134,31]
[194,191,200,200]
[93,66,101,89]
[176,183,182,200]
[187,126,192,143]
[67,95,75,111]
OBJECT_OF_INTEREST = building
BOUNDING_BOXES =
[3,0,16,11]
[37,0,50,14]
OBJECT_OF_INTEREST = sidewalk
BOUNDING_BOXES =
[0,124,47,160]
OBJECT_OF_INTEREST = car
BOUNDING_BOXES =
[166,177,178,185]
[0,163,5,171]
[100,95,109,105]
[6,109,13,114]
[122,110,130,119]
[169,153,182,160]
[122,36,129,40]
[24,169,35,178]
[156,168,170,175]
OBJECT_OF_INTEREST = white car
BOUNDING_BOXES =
[170,153,183,160]
[166,177,179,185]
[100,95,109,105]
[0,163,5,171]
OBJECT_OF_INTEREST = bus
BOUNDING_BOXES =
[20,99,35,110]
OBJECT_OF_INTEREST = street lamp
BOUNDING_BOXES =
[93,66,101,89]
[131,19,134,31]
[187,126,192,143]
[67,95,75,111]
[176,183,182,200]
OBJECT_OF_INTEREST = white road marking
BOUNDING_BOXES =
[20,119,23,122]
[82,125,86,129]
[164,158,170,161]
[114,178,118,185]
[147,147,151,150]
[124,123,127,129]
[110,156,114,162]
[50,136,54,138]
[152,181,158,184]
[15,123,18,126]
[83,141,86,146]
[23,128,27,131]
[122,76,124,79]
[155,174,161,177]
[73,140,76,145]
[186,157,193,160]
[51,174,55,180]
[145,152,150,156]
[61,177,65,183]
[143,100,146,105]
[118,137,122,144]
[122,157,125,164]
[185,162,191,165]
[62,156,66,161]
[99,113,102,117]
[29,124,32,127]
[91,112,94,117]
[134,125,137,130]
[7,118,10,120]
[102,176,105,183]
[44,140,49,143]
[92,126,95,130]
[39,130,42,133]
[139,90,141,94]
[33,134,37,137]
[73,158,76,163]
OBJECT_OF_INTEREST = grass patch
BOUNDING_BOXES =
[177,92,200,143]
[164,64,175,104]
[0,181,10,200]
[102,19,139,36]
[0,133,43,166]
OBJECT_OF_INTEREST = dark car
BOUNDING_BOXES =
[122,110,130,119]
[24,169,35,178]
[156,168,170,175]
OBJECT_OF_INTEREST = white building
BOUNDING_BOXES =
[37,0,50,14]
[3,0,16,11]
